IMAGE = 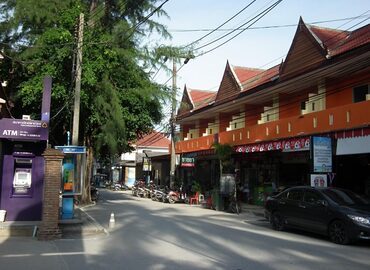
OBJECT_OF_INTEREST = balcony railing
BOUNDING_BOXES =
[175,100,370,154]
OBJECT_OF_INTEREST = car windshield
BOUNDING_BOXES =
[322,189,370,206]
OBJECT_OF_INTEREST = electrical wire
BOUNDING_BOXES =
[181,0,258,49]
[169,15,370,33]
[195,0,283,57]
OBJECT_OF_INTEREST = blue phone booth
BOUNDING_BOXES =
[55,146,86,219]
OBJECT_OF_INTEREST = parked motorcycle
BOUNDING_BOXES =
[166,187,186,204]
[91,186,99,201]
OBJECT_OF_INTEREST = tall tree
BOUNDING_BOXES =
[0,0,173,202]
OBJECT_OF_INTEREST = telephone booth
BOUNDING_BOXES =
[55,146,86,219]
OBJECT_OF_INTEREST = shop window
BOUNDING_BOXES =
[353,84,370,103]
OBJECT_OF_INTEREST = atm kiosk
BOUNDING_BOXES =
[55,146,86,219]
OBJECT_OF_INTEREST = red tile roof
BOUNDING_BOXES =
[330,24,370,56]
[308,23,370,56]
[135,131,170,148]
[241,64,281,92]
[232,66,264,84]
[308,25,349,50]
[188,88,217,109]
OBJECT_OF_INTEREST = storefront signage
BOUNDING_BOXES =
[55,145,86,154]
[0,118,49,141]
[235,137,310,153]
[143,157,151,171]
[312,136,332,173]
[181,156,195,167]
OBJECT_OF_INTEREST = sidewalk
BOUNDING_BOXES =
[0,206,107,239]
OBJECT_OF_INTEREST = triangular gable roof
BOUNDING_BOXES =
[215,61,243,103]
[135,131,170,148]
[280,17,327,79]
[177,85,194,115]
[177,85,216,116]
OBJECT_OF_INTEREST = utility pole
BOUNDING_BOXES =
[170,59,177,189]
[72,13,84,146]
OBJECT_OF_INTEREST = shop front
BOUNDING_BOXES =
[335,129,370,197]
[235,137,311,205]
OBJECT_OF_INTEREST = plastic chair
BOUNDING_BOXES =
[190,192,199,205]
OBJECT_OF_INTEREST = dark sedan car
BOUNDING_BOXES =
[264,186,370,244]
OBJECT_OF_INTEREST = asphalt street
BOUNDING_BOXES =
[1,189,369,270]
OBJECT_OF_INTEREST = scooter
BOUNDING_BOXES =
[91,186,99,201]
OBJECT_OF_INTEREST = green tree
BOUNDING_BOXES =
[213,142,234,177]
[0,0,175,202]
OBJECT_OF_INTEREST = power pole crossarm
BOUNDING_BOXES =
[72,13,84,146]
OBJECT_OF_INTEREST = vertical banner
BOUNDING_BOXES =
[143,157,151,171]
[312,136,332,173]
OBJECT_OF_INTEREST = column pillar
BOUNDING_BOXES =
[37,148,64,240]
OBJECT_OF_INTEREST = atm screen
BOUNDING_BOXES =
[13,169,32,188]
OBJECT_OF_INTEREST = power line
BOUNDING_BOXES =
[181,0,258,49]
[195,0,283,57]
[169,15,370,33]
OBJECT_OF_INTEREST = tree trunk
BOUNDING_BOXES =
[81,146,94,204]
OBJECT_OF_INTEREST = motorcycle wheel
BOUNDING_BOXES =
[169,195,176,204]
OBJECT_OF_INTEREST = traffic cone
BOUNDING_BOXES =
[109,212,115,228]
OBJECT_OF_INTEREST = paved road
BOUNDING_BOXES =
[1,189,369,270]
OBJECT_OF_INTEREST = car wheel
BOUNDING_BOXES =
[328,220,350,245]
[271,211,285,231]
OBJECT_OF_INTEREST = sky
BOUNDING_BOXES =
[149,0,370,96]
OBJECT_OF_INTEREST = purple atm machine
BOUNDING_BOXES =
[0,77,51,221]
[0,141,46,220]
[55,146,86,219]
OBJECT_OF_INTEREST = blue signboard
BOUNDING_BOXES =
[55,145,86,154]
[313,137,332,173]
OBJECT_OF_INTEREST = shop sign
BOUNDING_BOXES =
[0,118,49,141]
[235,137,310,153]
[181,156,195,167]
[55,145,86,154]
[143,157,151,171]
[313,136,332,173]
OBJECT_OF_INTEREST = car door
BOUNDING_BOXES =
[283,188,304,227]
[300,189,328,233]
